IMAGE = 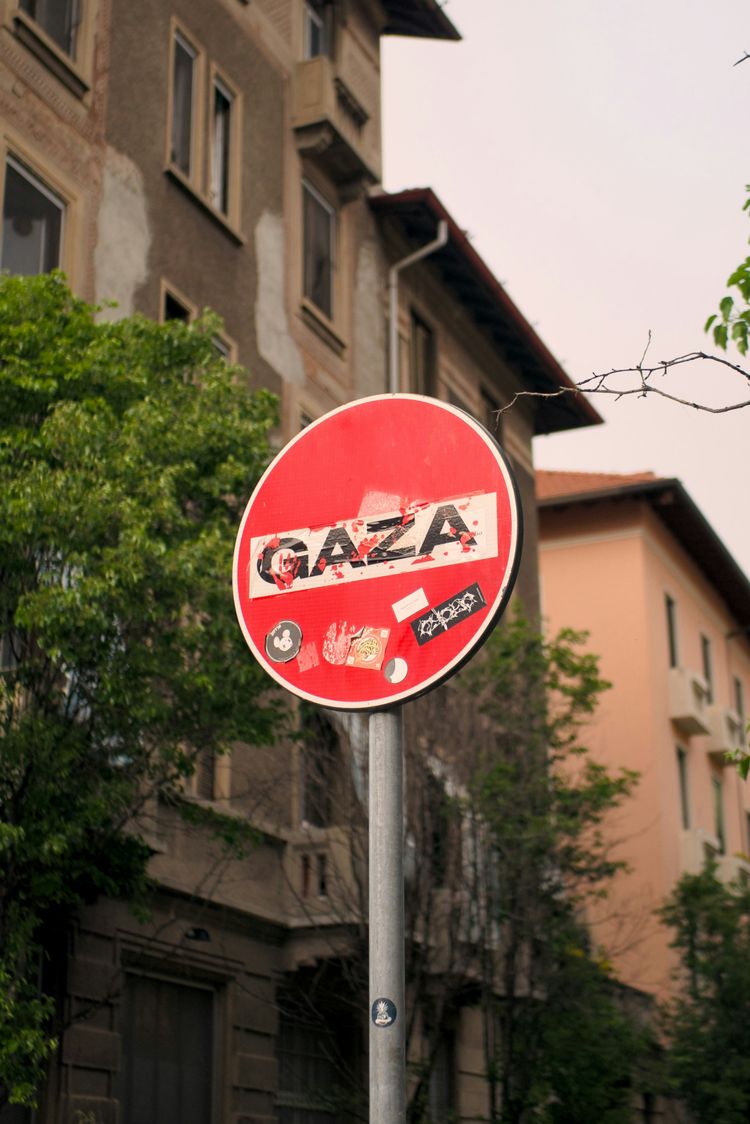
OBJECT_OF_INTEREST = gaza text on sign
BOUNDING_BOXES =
[248,492,498,599]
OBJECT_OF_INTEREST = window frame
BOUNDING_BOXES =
[117,969,224,1124]
[1,153,64,276]
[712,772,725,855]
[665,594,678,669]
[301,177,336,324]
[676,745,690,830]
[165,21,243,235]
[0,144,78,280]
[160,279,197,325]
[410,310,436,397]
[11,0,96,98]
[700,633,713,704]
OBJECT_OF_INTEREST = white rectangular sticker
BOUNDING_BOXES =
[248,492,498,599]
[392,588,429,622]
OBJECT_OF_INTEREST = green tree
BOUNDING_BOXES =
[460,607,646,1124]
[401,608,648,1123]
[0,273,279,1108]
[660,866,750,1124]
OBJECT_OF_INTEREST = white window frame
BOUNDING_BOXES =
[1,153,65,275]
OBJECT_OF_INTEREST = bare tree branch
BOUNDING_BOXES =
[734,50,750,67]
[499,347,750,416]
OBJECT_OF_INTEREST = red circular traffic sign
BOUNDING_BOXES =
[232,394,522,710]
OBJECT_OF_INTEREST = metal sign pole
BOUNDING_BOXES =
[369,707,405,1123]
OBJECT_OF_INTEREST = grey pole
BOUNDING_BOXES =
[369,707,405,1123]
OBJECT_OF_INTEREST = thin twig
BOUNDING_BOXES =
[498,350,750,416]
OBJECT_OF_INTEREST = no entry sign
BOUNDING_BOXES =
[232,394,522,710]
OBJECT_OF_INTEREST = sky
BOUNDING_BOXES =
[381,0,750,575]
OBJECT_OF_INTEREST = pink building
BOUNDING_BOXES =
[537,470,750,998]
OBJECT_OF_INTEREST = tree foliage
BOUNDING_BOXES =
[402,607,648,1124]
[460,607,646,1124]
[660,866,750,1124]
[706,185,750,356]
[0,273,279,1106]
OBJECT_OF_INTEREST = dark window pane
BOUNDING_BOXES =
[20,0,79,55]
[411,313,435,397]
[163,291,191,323]
[303,182,334,319]
[171,35,195,175]
[299,705,338,828]
[120,975,213,1124]
[2,159,63,275]
[210,82,232,214]
[665,595,678,669]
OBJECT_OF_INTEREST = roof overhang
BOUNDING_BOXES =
[369,188,601,436]
[380,0,461,40]
[539,477,750,632]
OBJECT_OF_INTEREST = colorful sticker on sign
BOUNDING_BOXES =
[248,493,498,599]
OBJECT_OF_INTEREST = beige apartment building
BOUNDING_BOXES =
[0,2,600,1122]
[537,469,750,999]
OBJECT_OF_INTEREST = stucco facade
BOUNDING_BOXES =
[537,470,750,999]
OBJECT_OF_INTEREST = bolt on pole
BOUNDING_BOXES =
[369,707,405,1123]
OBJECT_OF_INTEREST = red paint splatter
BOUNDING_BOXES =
[412,554,435,565]
[459,532,474,553]
[317,556,327,572]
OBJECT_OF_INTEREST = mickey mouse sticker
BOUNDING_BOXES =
[265,621,302,664]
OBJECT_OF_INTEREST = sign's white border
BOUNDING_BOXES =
[232,394,523,711]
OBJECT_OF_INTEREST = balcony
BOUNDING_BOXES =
[291,53,380,189]
[717,853,750,886]
[679,827,723,875]
[668,666,710,736]
[704,704,744,762]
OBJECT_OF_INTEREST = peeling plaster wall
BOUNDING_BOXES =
[255,210,304,385]
[354,237,386,397]
[94,148,150,320]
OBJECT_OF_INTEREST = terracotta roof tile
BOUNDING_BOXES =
[535,469,662,501]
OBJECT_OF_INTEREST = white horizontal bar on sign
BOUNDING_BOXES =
[248,492,499,599]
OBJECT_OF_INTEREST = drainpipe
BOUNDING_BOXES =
[388,219,448,394]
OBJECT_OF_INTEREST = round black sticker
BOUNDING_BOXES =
[371,997,397,1027]
[265,621,302,664]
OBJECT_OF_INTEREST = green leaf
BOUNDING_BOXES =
[719,295,734,321]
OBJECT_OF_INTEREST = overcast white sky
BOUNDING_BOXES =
[382,0,750,574]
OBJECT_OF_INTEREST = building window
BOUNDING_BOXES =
[665,595,678,669]
[161,281,196,324]
[303,1,331,59]
[167,25,241,228]
[701,634,713,703]
[428,1028,456,1124]
[712,774,725,855]
[276,1011,339,1124]
[302,179,335,320]
[170,31,198,176]
[1,156,64,275]
[734,676,746,729]
[209,77,234,215]
[119,974,217,1124]
[19,0,80,57]
[411,312,436,397]
[676,746,690,830]
[482,388,502,440]
[299,704,338,828]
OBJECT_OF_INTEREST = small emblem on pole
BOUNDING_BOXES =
[371,997,397,1027]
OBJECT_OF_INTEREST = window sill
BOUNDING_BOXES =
[299,297,346,357]
[165,165,245,245]
[13,11,89,98]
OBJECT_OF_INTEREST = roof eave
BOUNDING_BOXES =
[370,188,602,436]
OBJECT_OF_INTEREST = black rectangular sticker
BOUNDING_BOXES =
[410,582,487,646]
